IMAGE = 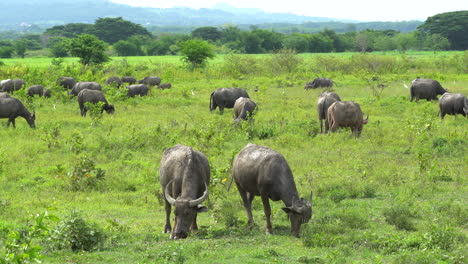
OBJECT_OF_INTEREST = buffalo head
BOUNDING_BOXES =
[165,181,209,239]
[282,196,312,237]
[27,112,36,128]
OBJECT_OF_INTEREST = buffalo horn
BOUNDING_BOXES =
[189,182,209,207]
[164,179,176,206]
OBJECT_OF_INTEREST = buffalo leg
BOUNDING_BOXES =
[8,117,15,128]
[237,184,255,228]
[163,197,172,233]
[325,119,330,133]
[261,195,273,234]
[219,106,224,115]
[320,119,323,133]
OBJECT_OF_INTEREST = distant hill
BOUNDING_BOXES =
[0,0,423,33]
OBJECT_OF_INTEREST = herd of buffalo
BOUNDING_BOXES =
[0,74,467,238]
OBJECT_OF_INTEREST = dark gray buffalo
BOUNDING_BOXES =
[121,76,137,84]
[317,91,341,133]
[327,101,368,136]
[1,79,26,93]
[56,77,77,89]
[210,88,250,114]
[410,78,447,102]
[304,78,334,90]
[105,76,123,87]
[159,144,210,239]
[0,92,11,98]
[233,97,256,122]
[439,92,468,119]
[126,84,149,97]
[158,83,172,90]
[0,97,35,128]
[77,89,114,117]
[232,143,312,237]
[139,76,161,86]
[71,82,102,96]
[27,85,50,98]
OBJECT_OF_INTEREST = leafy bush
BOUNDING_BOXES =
[383,203,417,231]
[50,210,106,252]
[67,154,105,191]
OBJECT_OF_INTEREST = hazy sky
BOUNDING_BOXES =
[109,0,466,21]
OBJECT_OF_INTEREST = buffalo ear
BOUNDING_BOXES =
[196,204,208,213]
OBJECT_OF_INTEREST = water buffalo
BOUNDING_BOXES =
[70,82,102,96]
[0,97,35,128]
[304,78,334,90]
[439,92,468,119]
[105,76,123,87]
[56,77,77,89]
[233,97,256,122]
[126,84,149,97]
[327,101,368,136]
[43,88,51,98]
[77,89,114,117]
[158,83,172,90]
[410,78,447,102]
[0,92,11,98]
[121,76,137,84]
[232,143,312,237]
[27,85,45,97]
[160,144,210,239]
[210,88,250,114]
[139,76,161,86]
[1,79,26,93]
[317,91,341,133]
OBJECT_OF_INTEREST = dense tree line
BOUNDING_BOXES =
[0,11,466,59]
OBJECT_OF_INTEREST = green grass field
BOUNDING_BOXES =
[0,52,467,263]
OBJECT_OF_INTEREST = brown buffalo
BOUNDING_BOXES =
[327,101,368,136]
[439,92,468,119]
[233,97,256,122]
[317,91,341,133]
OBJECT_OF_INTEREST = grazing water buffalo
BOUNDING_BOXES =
[1,79,26,93]
[210,88,250,114]
[327,101,368,136]
[0,97,35,128]
[27,85,45,97]
[139,76,161,86]
[233,97,256,122]
[105,76,123,87]
[158,83,172,90]
[126,84,149,97]
[304,78,334,90]
[160,144,210,239]
[317,91,341,133]
[439,92,468,119]
[0,92,11,98]
[43,88,51,98]
[232,143,312,237]
[410,78,447,102]
[56,77,77,89]
[71,82,102,96]
[121,76,137,84]
[77,89,114,117]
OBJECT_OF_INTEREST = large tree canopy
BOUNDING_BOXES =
[418,11,468,50]
[90,17,152,44]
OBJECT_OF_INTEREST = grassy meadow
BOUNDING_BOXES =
[0,51,467,263]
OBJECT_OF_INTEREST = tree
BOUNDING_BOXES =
[251,29,283,52]
[68,34,109,65]
[177,39,215,69]
[282,34,309,53]
[13,40,26,58]
[91,17,151,44]
[49,37,70,57]
[241,32,263,54]
[418,11,468,50]
[44,23,94,38]
[113,40,142,56]
[192,27,222,42]
[425,34,450,52]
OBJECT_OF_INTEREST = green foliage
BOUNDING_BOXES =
[113,40,143,56]
[268,48,303,74]
[383,202,417,231]
[48,37,70,57]
[50,210,106,252]
[67,154,106,191]
[91,17,151,44]
[418,11,468,50]
[178,39,215,69]
[191,27,222,42]
[0,209,58,264]
[68,34,109,65]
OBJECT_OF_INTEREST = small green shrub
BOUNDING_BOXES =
[67,154,105,191]
[383,203,416,231]
[211,199,241,228]
[50,210,106,252]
